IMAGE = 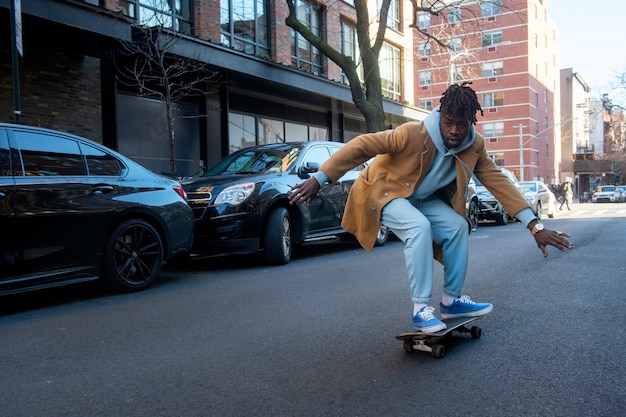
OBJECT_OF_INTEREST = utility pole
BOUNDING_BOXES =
[9,0,23,124]
[514,124,526,181]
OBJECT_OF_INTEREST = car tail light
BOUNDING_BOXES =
[172,185,188,201]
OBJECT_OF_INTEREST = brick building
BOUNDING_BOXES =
[413,0,561,184]
[1,0,425,177]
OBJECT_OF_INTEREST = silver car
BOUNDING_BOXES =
[519,181,557,219]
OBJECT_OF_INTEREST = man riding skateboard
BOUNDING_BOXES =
[289,82,572,334]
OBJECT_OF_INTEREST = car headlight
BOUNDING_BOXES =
[214,183,255,205]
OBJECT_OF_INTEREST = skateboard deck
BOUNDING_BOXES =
[395,316,483,358]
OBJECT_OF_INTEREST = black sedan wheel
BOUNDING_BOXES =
[103,219,164,292]
[374,223,389,247]
[264,207,292,265]
[468,199,479,231]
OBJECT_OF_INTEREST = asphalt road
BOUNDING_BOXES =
[1,203,625,416]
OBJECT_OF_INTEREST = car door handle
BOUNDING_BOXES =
[91,185,115,195]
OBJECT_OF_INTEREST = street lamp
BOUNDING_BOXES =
[515,118,575,182]
[449,51,471,85]
[514,124,527,181]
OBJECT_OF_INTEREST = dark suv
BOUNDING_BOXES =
[182,141,388,265]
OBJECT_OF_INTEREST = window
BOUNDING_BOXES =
[220,0,269,56]
[291,0,323,75]
[418,100,432,111]
[14,133,87,176]
[482,31,503,47]
[417,13,430,30]
[419,70,432,86]
[80,144,124,176]
[482,122,504,137]
[451,65,463,83]
[378,0,401,31]
[341,20,363,84]
[122,0,193,34]
[481,0,502,17]
[450,37,462,52]
[482,91,504,107]
[482,60,503,77]
[448,7,461,23]
[228,113,327,153]
[418,41,431,57]
[488,151,505,166]
[380,43,401,100]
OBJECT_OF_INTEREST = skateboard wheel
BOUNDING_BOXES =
[431,344,445,358]
[403,340,414,353]
[470,326,482,339]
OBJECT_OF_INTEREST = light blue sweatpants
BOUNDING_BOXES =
[381,196,469,303]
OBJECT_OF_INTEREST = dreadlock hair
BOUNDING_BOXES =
[439,81,483,125]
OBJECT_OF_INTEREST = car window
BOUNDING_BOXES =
[14,131,87,176]
[329,146,366,172]
[205,147,302,175]
[302,146,331,167]
[520,183,536,192]
[0,132,10,177]
[79,143,124,176]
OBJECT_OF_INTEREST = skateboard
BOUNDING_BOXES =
[395,316,483,358]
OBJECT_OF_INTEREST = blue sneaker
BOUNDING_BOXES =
[413,306,447,333]
[440,295,493,319]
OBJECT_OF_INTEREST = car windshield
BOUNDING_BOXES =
[520,182,537,192]
[598,186,615,192]
[204,146,303,176]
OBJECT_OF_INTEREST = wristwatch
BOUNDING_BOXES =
[530,222,545,236]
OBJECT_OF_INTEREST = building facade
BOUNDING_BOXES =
[1,0,426,177]
[413,0,561,184]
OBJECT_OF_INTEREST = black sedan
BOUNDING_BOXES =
[0,124,195,295]
[182,141,388,265]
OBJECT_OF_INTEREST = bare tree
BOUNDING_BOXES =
[116,23,221,175]
[286,0,393,132]
[285,0,511,132]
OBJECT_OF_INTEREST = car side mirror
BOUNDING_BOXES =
[299,162,319,178]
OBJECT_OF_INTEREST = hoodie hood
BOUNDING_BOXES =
[424,106,475,156]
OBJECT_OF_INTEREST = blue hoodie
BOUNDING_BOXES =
[410,106,474,201]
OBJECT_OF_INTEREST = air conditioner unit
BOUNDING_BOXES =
[488,47,496,52]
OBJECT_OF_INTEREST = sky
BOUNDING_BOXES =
[549,0,626,96]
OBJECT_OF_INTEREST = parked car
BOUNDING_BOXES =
[0,124,195,296]
[592,185,618,203]
[466,177,479,231]
[519,181,557,219]
[616,185,626,202]
[182,141,389,265]
[473,168,523,225]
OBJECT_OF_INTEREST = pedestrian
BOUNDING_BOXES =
[289,82,572,334]
[559,177,573,210]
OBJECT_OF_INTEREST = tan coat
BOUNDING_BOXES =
[320,121,531,253]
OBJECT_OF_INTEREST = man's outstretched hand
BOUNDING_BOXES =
[288,177,321,206]
[530,221,573,257]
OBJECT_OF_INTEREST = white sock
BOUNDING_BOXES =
[441,293,458,306]
[413,303,427,315]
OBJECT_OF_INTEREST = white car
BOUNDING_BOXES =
[519,181,557,219]
[592,185,618,203]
